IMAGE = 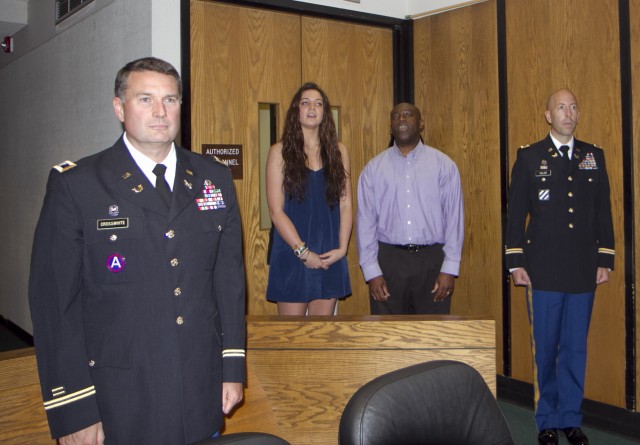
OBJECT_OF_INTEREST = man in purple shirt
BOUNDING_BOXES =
[356,103,464,314]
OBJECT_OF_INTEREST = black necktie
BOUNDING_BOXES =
[152,164,172,207]
[559,145,571,169]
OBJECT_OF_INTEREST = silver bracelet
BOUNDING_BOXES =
[298,246,309,262]
[293,242,307,258]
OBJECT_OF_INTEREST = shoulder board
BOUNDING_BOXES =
[53,160,77,173]
[518,144,530,149]
[213,156,228,167]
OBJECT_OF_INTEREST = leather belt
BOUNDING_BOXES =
[390,244,431,253]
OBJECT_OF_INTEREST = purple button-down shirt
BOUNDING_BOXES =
[356,141,464,281]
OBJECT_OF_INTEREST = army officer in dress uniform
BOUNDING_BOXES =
[28,57,246,444]
[505,89,614,445]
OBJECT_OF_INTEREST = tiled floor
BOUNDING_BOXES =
[499,399,640,445]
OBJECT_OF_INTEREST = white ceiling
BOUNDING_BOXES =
[294,0,486,19]
[0,0,481,42]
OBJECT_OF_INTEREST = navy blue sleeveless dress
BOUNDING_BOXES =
[266,169,351,302]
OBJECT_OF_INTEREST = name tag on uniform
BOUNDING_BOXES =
[97,218,129,230]
[535,170,551,177]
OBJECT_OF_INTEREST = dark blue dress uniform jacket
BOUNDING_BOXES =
[28,137,246,444]
[505,136,615,293]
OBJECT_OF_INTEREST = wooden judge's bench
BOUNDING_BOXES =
[0,315,495,445]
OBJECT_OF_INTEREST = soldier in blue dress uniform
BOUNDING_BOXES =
[505,88,614,445]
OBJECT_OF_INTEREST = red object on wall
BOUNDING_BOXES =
[2,36,13,53]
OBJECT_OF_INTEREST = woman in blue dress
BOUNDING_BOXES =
[266,82,352,315]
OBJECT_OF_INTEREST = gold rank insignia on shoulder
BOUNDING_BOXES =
[519,144,530,149]
[53,160,77,173]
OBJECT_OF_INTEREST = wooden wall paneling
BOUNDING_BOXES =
[505,0,626,407]
[412,1,503,367]
[190,1,301,315]
[631,0,640,410]
[300,17,394,315]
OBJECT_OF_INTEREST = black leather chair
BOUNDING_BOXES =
[192,432,291,444]
[339,360,514,445]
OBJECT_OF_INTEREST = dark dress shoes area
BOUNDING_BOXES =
[563,427,590,445]
[538,429,558,445]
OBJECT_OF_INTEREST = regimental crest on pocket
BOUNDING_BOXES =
[538,189,550,201]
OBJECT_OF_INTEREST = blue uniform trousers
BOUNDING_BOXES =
[526,288,594,431]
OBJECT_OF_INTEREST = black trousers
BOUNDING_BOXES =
[370,242,450,315]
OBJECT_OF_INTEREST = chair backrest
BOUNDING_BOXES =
[339,360,514,445]
[193,432,291,445]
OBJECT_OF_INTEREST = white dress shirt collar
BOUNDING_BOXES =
[123,133,177,191]
[549,133,574,158]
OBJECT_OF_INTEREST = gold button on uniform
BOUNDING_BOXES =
[89,360,96,367]
[174,287,182,296]
[110,234,118,242]
[176,316,184,325]
[568,192,573,197]
[569,208,574,213]
[170,258,179,267]
[569,223,574,229]
[568,176,573,181]
[165,230,175,239]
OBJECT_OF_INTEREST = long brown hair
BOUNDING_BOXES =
[281,82,346,207]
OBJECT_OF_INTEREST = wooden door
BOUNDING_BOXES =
[413,1,503,364]
[190,1,393,315]
[301,17,393,315]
